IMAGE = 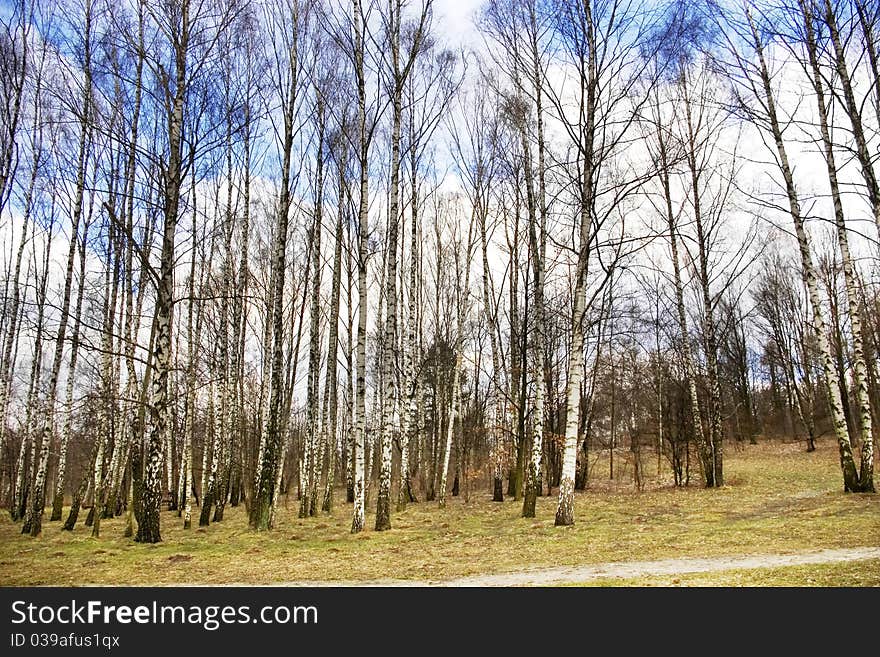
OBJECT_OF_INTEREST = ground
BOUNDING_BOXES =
[0,438,877,586]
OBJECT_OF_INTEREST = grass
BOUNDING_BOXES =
[577,559,880,587]
[0,438,877,586]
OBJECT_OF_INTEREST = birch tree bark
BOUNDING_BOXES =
[345,221,357,505]
[303,90,325,519]
[181,207,199,528]
[212,68,240,523]
[0,156,31,485]
[554,222,588,526]
[482,0,550,516]
[321,124,347,513]
[476,146,504,503]
[91,203,122,538]
[550,0,647,524]
[350,0,369,534]
[854,0,880,124]
[200,337,223,526]
[398,41,459,508]
[519,103,544,517]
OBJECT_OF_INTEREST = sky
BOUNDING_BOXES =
[2,0,879,411]
[434,0,484,48]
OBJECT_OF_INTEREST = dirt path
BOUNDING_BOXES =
[266,547,880,587]
[443,546,880,586]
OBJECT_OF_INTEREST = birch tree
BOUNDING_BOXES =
[436,196,476,507]
[375,0,432,532]
[793,0,873,491]
[251,0,309,530]
[23,2,92,536]
[714,1,861,491]
[548,0,655,525]
[137,0,237,542]
[302,72,325,519]
[0,0,31,219]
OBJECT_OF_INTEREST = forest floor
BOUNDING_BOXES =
[0,437,877,586]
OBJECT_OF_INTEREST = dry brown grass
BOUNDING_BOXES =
[0,438,877,585]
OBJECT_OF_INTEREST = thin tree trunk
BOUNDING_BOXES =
[200,360,221,526]
[680,81,724,487]
[303,95,324,519]
[554,237,588,526]
[321,141,345,514]
[0,186,32,509]
[3,59,46,511]
[351,0,368,534]
[212,120,237,524]
[0,180,30,480]
[854,0,880,124]
[521,116,544,518]
[345,208,356,505]
[438,216,475,508]
[438,356,462,508]
[91,219,121,538]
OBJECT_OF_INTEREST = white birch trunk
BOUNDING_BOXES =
[351,0,368,534]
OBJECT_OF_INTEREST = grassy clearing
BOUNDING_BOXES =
[0,438,877,585]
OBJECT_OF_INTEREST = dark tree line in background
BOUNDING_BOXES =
[0,0,877,542]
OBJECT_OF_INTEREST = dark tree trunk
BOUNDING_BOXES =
[492,476,504,502]
[62,473,89,531]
